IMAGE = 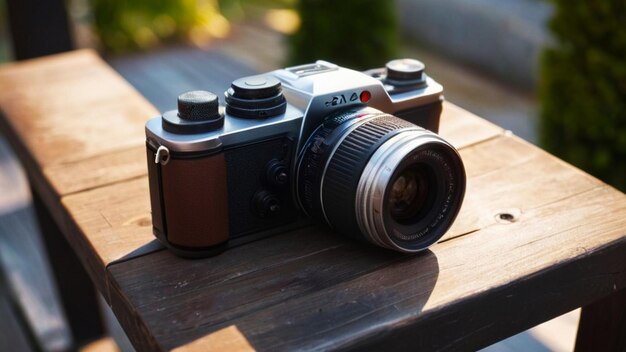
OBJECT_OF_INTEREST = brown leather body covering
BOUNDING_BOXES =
[160,153,229,248]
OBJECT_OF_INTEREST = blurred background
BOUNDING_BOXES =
[0,0,624,351]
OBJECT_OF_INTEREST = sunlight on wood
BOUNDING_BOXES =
[79,336,119,352]
[173,325,255,352]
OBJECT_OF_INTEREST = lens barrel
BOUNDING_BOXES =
[297,108,465,253]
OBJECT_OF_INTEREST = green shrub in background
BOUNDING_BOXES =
[288,0,398,69]
[0,0,8,62]
[91,0,229,53]
[219,0,296,20]
[540,1,626,191]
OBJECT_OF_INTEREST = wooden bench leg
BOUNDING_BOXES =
[30,187,105,348]
[575,288,626,352]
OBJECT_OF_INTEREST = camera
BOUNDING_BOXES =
[145,59,466,258]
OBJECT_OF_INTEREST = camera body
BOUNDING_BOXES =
[145,59,464,258]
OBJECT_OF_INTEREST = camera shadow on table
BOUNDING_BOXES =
[108,227,440,351]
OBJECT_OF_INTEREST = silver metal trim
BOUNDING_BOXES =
[146,60,443,156]
[354,129,454,253]
[154,145,170,165]
[145,105,303,153]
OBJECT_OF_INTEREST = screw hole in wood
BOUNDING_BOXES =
[499,213,514,221]
[495,208,521,224]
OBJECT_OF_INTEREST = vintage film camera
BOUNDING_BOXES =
[145,59,466,258]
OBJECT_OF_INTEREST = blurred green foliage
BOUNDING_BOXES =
[288,0,398,69]
[91,0,227,53]
[0,0,9,62]
[218,0,295,21]
[540,1,626,191]
[91,0,297,53]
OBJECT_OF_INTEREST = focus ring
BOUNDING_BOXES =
[322,114,416,238]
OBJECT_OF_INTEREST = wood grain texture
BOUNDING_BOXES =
[0,50,157,196]
[44,145,147,195]
[60,176,155,300]
[445,136,602,241]
[0,50,157,295]
[106,134,626,351]
[439,102,502,149]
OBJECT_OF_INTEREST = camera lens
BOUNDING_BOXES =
[388,164,433,223]
[297,108,465,253]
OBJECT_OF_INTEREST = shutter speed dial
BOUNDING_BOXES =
[225,75,287,119]
[385,59,426,86]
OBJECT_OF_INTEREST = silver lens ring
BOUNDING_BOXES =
[355,129,459,252]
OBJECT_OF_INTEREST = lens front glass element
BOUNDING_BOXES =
[388,164,435,224]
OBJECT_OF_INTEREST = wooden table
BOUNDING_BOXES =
[1,50,625,351]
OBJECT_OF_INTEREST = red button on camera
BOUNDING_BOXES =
[360,90,371,103]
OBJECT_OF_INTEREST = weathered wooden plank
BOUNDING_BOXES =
[0,50,158,196]
[112,187,626,351]
[355,187,626,352]
[60,176,154,300]
[44,145,147,196]
[0,50,154,165]
[445,136,602,241]
[0,50,158,298]
[439,102,502,149]
[105,135,626,350]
